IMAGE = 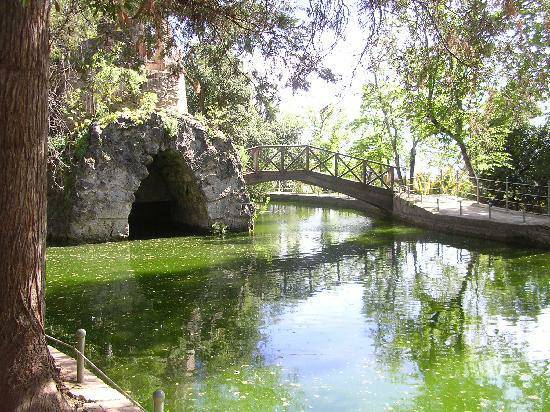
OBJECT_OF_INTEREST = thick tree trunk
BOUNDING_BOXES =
[0,1,67,409]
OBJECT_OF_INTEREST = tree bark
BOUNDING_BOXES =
[0,1,67,409]
[455,138,477,179]
[390,123,403,181]
[409,144,417,183]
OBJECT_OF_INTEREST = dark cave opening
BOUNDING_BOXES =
[128,150,209,240]
[128,200,191,239]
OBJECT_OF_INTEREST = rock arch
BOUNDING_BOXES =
[48,114,253,243]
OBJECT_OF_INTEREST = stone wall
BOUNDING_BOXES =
[143,71,188,114]
[262,192,550,248]
[267,192,385,217]
[48,113,254,244]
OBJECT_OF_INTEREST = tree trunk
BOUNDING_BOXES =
[373,71,403,181]
[390,125,403,181]
[455,139,477,179]
[0,1,67,409]
[409,144,417,184]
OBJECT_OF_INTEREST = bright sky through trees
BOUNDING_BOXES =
[278,7,369,128]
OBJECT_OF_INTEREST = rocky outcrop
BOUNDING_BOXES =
[48,113,254,244]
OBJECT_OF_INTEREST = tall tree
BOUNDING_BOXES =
[357,0,548,178]
[352,68,407,180]
[0,0,68,409]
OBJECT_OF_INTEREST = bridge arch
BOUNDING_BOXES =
[243,145,397,212]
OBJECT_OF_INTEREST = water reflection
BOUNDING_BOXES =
[46,204,550,411]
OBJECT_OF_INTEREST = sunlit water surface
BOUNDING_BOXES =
[46,203,550,411]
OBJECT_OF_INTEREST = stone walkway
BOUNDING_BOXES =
[405,194,550,227]
[49,346,142,411]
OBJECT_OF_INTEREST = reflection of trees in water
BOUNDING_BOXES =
[358,240,550,410]
[46,212,550,410]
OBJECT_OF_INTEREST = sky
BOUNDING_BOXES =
[278,12,369,124]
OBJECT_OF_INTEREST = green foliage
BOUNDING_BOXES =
[485,123,549,185]
[157,110,180,139]
[255,196,271,214]
[48,4,162,173]
[185,43,305,151]
[211,221,228,237]
[351,73,407,165]
[355,0,548,178]
[59,48,157,128]
[309,105,350,152]
[72,125,91,160]
[246,182,278,204]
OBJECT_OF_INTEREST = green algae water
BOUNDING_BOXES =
[46,203,550,411]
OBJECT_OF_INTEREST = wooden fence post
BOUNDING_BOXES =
[253,148,259,173]
[280,146,285,172]
[362,161,366,184]
[153,390,165,412]
[305,146,310,171]
[76,329,86,384]
[505,178,509,211]
[334,153,339,177]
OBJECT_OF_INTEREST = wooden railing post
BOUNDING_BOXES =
[280,146,285,172]
[362,161,366,184]
[305,146,310,171]
[253,148,259,173]
[505,178,509,211]
[153,390,165,412]
[334,153,339,177]
[76,329,86,384]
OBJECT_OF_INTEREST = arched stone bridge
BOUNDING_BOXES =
[243,145,399,212]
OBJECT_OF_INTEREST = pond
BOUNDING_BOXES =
[46,203,550,411]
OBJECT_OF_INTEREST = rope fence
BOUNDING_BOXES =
[46,331,155,411]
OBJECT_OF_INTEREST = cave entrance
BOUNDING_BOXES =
[128,150,209,239]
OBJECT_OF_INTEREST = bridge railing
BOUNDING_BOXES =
[245,145,398,191]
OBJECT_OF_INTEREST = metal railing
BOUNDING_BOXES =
[462,176,550,215]
[396,171,550,218]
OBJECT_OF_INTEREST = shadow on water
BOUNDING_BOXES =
[46,203,550,411]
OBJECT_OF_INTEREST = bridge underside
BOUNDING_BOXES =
[244,170,394,212]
